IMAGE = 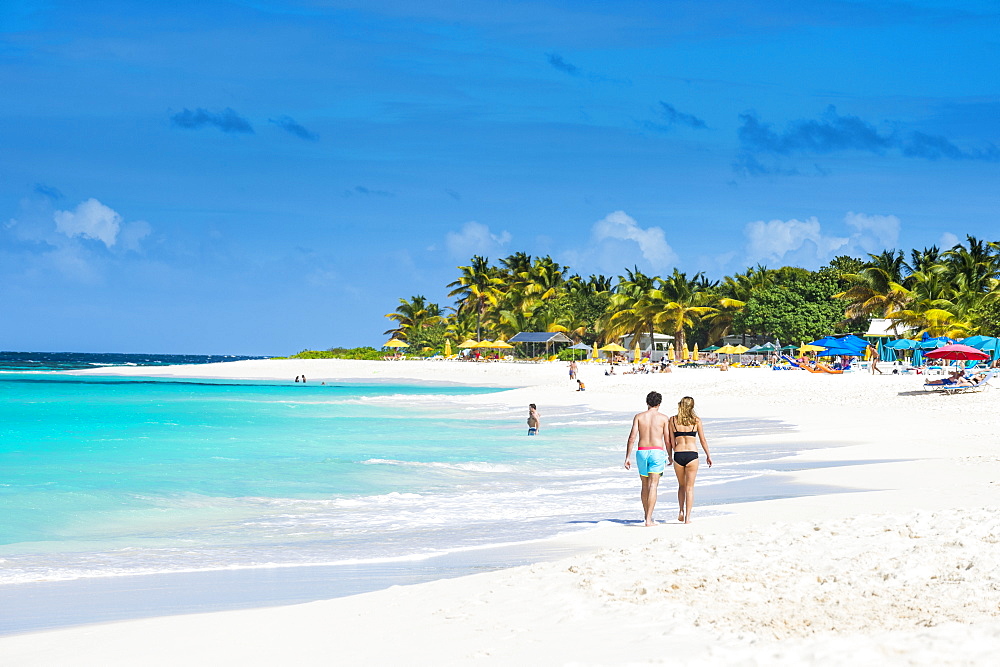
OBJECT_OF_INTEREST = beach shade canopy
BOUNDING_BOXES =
[780,344,798,351]
[756,342,779,352]
[960,335,1000,351]
[918,336,955,350]
[457,339,479,348]
[746,344,762,354]
[886,338,919,350]
[701,345,721,352]
[599,343,628,352]
[493,339,515,349]
[923,344,990,361]
[508,331,573,344]
[568,342,592,351]
[810,334,868,357]
[383,338,409,348]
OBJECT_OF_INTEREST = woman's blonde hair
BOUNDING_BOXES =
[676,396,697,426]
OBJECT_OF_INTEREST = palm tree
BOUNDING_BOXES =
[657,269,717,355]
[383,296,443,342]
[447,256,503,341]
[833,267,911,322]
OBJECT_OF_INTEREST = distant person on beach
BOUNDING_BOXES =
[870,347,883,374]
[668,396,713,524]
[527,403,540,435]
[569,361,578,381]
[623,391,671,526]
[295,376,300,382]
[301,375,307,383]
[576,379,586,391]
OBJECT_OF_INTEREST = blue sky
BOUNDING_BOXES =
[2,0,998,354]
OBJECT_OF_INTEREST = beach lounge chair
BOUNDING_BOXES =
[923,370,997,394]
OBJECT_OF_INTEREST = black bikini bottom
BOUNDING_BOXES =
[673,451,698,467]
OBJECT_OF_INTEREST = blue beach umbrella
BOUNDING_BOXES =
[886,338,919,350]
[877,338,896,362]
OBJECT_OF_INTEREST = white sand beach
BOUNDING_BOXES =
[3,359,1000,665]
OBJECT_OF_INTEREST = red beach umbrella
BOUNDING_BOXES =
[923,344,990,361]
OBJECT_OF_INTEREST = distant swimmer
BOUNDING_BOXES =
[527,403,540,435]
[668,396,713,524]
[623,391,670,526]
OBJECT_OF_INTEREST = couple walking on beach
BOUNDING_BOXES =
[624,392,712,525]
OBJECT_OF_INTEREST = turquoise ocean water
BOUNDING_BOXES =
[1,365,816,588]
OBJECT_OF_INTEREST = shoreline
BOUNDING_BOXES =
[3,359,1000,663]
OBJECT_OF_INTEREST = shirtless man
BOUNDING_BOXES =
[623,391,671,526]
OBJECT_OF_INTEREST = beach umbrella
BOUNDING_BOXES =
[633,339,641,362]
[383,338,409,348]
[885,339,919,350]
[599,343,628,352]
[457,339,478,349]
[444,340,452,356]
[692,343,699,362]
[667,346,675,361]
[780,344,798,351]
[924,344,990,362]
[702,345,721,352]
[799,343,825,354]
[730,345,749,354]
[592,343,600,361]
[681,344,689,361]
[568,341,590,360]
[494,339,515,349]
[755,342,779,352]
[918,336,954,350]
[473,340,496,348]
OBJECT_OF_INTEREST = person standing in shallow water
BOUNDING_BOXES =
[527,404,540,435]
[668,396,712,524]
[623,391,670,526]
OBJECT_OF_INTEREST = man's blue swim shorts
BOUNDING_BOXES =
[636,449,666,476]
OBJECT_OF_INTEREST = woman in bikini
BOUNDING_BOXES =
[668,396,713,524]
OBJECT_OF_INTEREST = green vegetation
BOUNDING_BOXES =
[286,347,385,360]
[380,237,1000,353]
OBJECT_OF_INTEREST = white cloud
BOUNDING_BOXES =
[591,210,677,267]
[444,221,511,259]
[939,232,960,249]
[744,216,848,266]
[744,211,905,267]
[54,198,122,247]
[844,211,900,254]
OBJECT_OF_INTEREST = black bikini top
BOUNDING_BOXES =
[673,426,697,438]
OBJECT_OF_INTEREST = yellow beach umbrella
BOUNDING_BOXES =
[384,338,409,348]
[667,346,675,361]
[633,339,641,362]
[444,340,452,356]
[693,343,699,361]
[716,344,736,354]
[599,343,628,352]
[799,342,824,355]
[457,339,478,349]
[592,343,599,360]
[681,344,690,361]
[730,345,749,354]
[494,339,515,349]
